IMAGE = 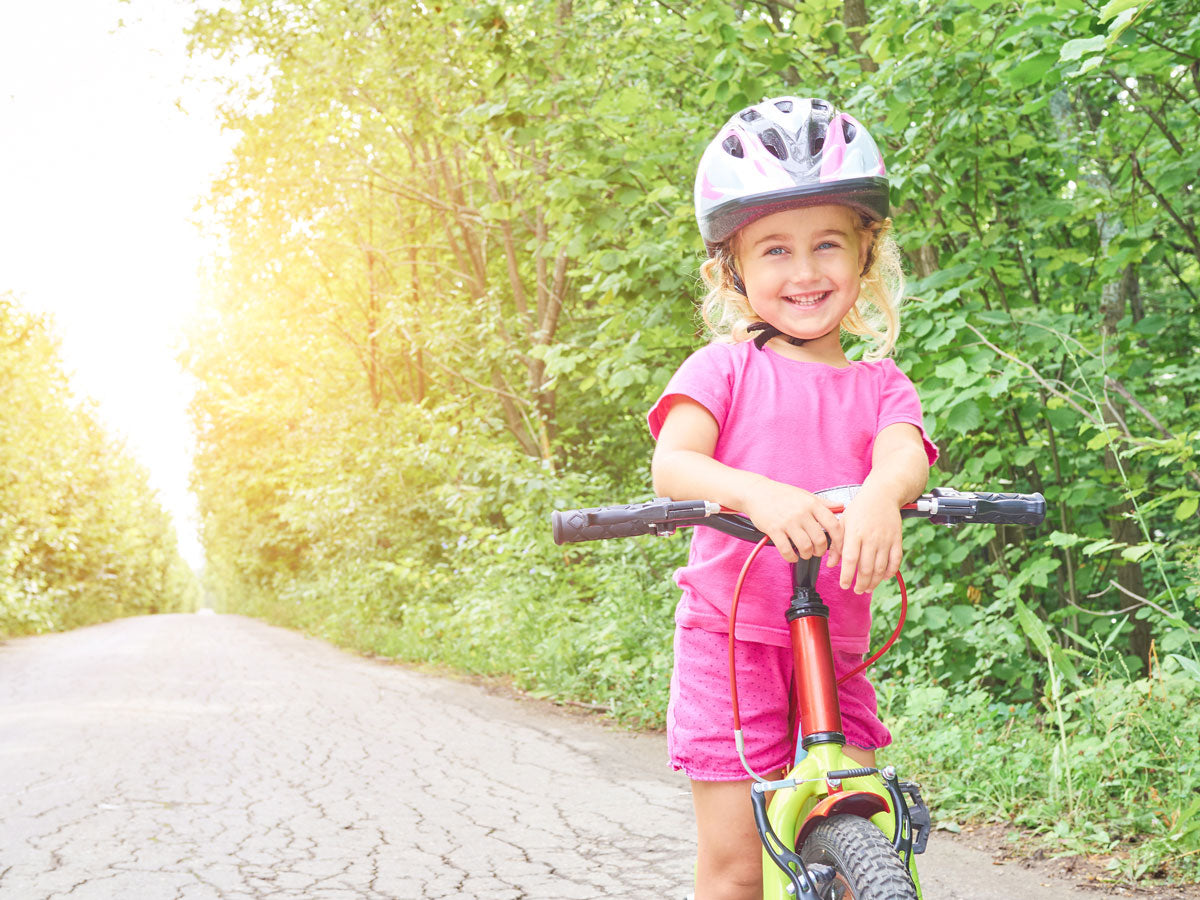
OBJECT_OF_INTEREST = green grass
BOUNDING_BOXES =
[878,671,1200,884]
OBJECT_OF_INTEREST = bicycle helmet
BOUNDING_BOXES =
[694,97,889,251]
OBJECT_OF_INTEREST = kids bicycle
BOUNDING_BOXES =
[552,485,1045,899]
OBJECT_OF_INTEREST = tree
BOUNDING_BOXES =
[0,294,197,635]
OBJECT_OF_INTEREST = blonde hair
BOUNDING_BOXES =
[698,216,904,360]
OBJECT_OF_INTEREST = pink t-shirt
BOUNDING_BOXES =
[647,341,938,652]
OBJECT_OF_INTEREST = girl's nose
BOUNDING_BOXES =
[787,252,819,283]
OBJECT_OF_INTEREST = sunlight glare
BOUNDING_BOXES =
[0,0,235,569]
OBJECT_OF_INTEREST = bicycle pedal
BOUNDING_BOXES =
[899,781,931,855]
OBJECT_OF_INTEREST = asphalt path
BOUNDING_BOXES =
[0,614,1161,898]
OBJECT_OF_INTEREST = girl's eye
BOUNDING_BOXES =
[816,240,839,251]
[766,246,787,256]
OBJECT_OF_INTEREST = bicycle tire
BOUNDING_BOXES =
[799,814,918,900]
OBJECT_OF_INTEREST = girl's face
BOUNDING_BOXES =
[735,204,870,355]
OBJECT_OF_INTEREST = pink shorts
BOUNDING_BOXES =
[667,626,892,782]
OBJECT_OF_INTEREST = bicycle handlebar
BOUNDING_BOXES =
[551,488,1045,545]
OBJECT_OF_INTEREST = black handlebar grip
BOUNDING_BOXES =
[969,491,1046,526]
[551,499,713,545]
[928,488,1047,526]
[552,504,661,544]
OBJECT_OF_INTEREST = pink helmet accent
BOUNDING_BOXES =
[694,97,889,250]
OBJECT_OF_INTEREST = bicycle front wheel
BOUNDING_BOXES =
[800,814,918,900]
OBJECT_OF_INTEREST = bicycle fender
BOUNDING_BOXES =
[794,790,890,849]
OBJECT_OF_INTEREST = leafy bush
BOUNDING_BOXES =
[882,663,1200,882]
[0,295,197,635]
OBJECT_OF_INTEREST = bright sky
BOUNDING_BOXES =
[0,0,233,569]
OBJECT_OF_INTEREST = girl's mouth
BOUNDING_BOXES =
[782,291,831,309]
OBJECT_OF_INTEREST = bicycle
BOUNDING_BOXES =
[552,485,1046,899]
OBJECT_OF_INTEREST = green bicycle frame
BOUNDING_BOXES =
[760,741,923,899]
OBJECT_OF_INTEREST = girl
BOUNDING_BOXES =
[648,97,938,900]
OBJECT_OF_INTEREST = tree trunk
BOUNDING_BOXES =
[1102,265,1151,671]
[1050,89,1150,673]
[843,0,878,73]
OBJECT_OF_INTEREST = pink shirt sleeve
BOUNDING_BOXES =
[875,358,939,465]
[647,343,733,439]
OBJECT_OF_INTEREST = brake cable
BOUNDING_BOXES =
[728,503,913,759]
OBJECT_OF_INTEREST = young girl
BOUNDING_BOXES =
[648,97,938,900]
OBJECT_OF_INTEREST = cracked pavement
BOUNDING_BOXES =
[1,613,1131,899]
[0,614,692,899]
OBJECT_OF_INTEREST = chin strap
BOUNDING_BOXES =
[747,321,812,350]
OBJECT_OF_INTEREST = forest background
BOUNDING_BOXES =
[8,0,1197,885]
[1,296,198,635]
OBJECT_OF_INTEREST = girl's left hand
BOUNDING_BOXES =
[827,487,903,594]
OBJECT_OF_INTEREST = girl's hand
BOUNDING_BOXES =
[828,486,902,594]
[742,479,844,564]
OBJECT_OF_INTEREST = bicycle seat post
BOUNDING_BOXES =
[787,554,845,750]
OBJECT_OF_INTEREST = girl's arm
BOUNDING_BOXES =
[828,422,930,593]
[651,397,843,563]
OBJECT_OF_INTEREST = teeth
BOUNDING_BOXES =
[784,292,827,306]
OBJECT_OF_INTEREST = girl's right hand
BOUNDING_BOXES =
[742,478,844,563]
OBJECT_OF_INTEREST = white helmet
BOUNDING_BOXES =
[694,97,889,251]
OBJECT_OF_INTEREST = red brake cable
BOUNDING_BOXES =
[727,503,916,736]
[729,536,770,734]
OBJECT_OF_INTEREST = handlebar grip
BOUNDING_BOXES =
[552,505,660,544]
[551,499,713,545]
[929,488,1046,526]
[968,491,1047,526]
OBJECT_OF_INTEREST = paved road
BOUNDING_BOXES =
[0,614,1149,898]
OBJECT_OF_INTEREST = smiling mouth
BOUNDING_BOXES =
[783,291,831,308]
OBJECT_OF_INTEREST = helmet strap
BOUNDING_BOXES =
[747,321,815,350]
[860,240,876,277]
[731,269,748,296]
[859,218,888,276]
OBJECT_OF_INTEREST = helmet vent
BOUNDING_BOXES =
[739,109,762,122]
[842,119,857,142]
[774,99,793,113]
[759,128,787,161]
[809,125,826,157]
[811,99,829,110]
[721,134,745,158]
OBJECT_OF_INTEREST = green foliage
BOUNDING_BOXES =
[882,662,1200,881]
[0,295,198,636]
[185,0,1200,881]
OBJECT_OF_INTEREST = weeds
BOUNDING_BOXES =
[880,665,1200,884]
